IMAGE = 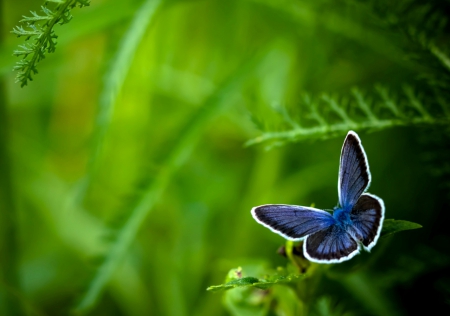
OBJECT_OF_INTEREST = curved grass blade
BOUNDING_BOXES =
[74,51,269,313]
[79,0,163,199]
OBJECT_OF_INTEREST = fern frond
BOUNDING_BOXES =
[430,45,450,73]
[11,0,90,87]
[360,0,450,79]
[246,0,450,149]
[246,85,450,149]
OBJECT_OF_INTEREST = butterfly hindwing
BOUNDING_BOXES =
[350,193,385,250]
[339,131,371,211]
[251,204,335,240]
[304,224,360,263]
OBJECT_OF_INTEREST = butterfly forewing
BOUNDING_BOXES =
[251,205,335,240]
[339,131,371,211]
[350,193,385,250]
[304,225,359,263]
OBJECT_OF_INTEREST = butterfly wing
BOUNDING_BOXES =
[349,193,385,250]
[251,204,335,241]
[303,193,384,263]
[339,131,371,211]
[304,224,360,263]
[252,131,383,263]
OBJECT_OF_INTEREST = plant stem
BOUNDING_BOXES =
[295,264,322,316]
[0,1,22,314]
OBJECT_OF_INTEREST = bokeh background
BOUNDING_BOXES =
[0,0,449,315]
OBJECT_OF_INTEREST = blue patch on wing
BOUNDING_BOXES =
[251,205,335,240]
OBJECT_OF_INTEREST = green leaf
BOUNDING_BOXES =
[207,273,304,292]
[380,219,422,239]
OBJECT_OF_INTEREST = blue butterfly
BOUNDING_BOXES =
[251,131,385,264]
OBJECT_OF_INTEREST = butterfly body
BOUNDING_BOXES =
[251,131,385,264]
[333,207,350,224]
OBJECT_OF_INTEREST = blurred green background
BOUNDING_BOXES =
[1,0,449,315]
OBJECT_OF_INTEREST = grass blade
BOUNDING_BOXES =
[82,0,163,197]
[74,51,268,313]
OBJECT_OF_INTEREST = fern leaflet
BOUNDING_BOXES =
[246,85,450,149]
[11,0,90,87]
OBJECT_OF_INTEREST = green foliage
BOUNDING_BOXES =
[247,85,450,149]
[207,267,304,292]
[312,296,354,316]
[380,219,422,239]
[75,50,269,312]
[208,218,420,294]
[246,0,450,149]
[11,0,90,87]
[74,2,164,312]
[85,0,163,192]
[1,0,449,315]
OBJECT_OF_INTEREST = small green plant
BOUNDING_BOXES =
[208,220,421,315]
[11,0,90,87]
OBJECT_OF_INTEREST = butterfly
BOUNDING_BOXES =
[251,131,385,264]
